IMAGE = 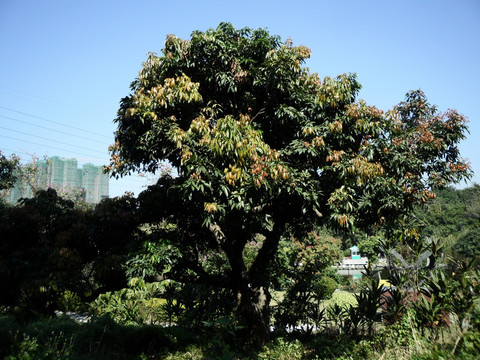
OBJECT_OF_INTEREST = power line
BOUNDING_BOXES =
[0,105,112,140]
[0,107,153,186]
[0,134,109,162]
[0,147,22,155]
[0,126,109,157]
[0,114,110,145]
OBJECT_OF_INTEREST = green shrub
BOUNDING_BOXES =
[90,279,168,325]
[0,314,180,360]
[6,333,74,360]
[258,337,308,359]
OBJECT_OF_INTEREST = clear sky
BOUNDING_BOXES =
[1,0,479,197]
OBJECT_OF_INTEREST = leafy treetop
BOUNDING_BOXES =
[109,23,470,233]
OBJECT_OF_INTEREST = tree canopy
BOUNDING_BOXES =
[108,23,471,344]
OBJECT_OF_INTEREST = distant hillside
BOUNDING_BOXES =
[416,184,480,258]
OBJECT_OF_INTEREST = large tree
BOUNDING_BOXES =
[108,23,471,344]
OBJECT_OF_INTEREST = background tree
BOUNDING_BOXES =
[273,229,342,334]
[0,189,84,319]
[415,185,480,258]
[108,23,471,345]
[0,154,45,202]
[0,151,20,204]
[0,189,140,320]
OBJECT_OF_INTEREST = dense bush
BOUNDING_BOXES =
[3,311,480,359]
[0,189,141,321]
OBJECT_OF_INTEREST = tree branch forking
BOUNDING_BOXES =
[208,222,226,247]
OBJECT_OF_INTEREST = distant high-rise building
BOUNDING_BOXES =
[82,163,108,203]
[50,156,64,185]
[63,158,81,188]
[1,157,109,204]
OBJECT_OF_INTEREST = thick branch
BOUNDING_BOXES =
[161,271,233,289]
[209,220,250,291]
[208,222,226,247]
[248,220,286,283]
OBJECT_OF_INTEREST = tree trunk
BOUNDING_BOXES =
[237,283,272,347]
[235,218,285,346]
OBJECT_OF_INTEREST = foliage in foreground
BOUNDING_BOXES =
[2,310,480,360]
[2,235,479,359]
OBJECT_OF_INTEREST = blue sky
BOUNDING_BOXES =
[1,0,479,197]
